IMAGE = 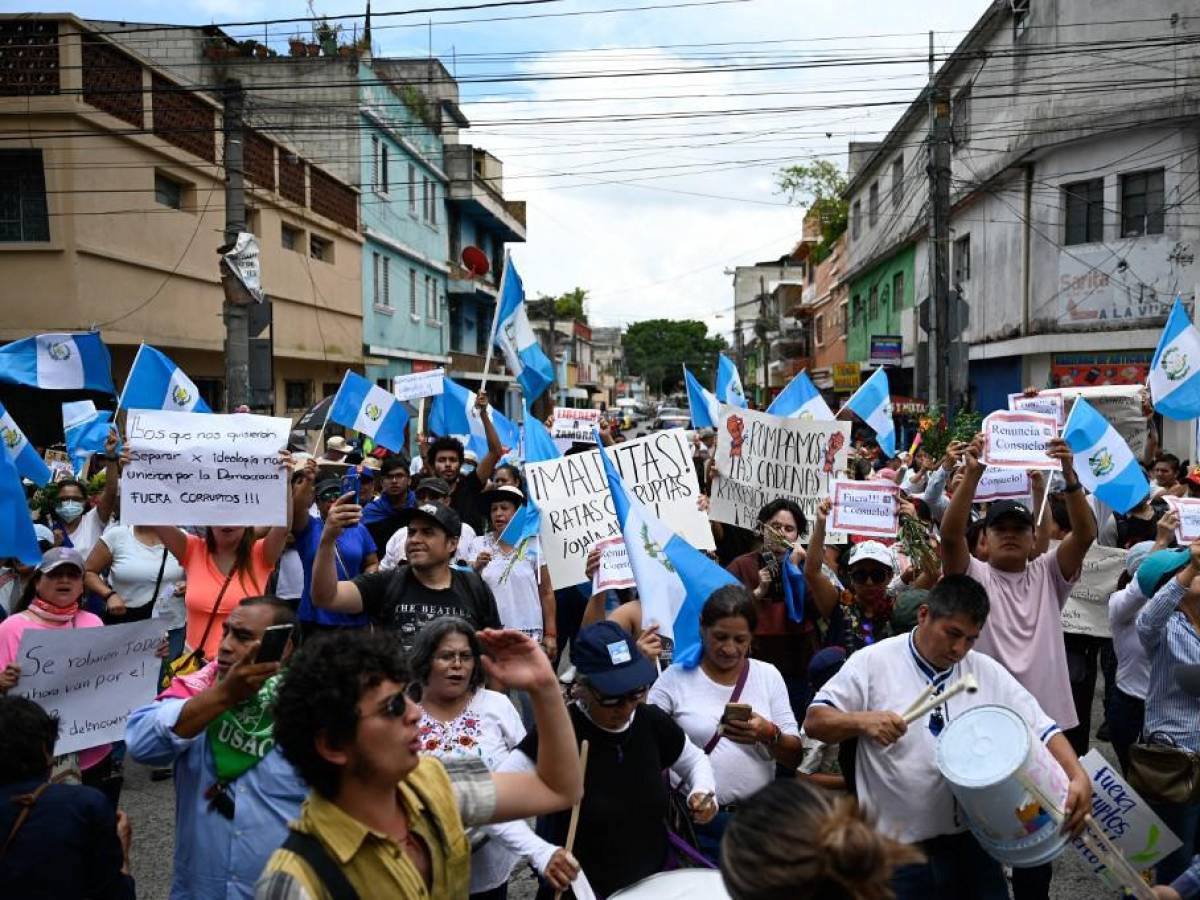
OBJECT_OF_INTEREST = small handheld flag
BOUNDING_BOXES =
[428,377,519,459]
[1149,296,1200,420]
[494,255,555,402]
[684,367,719,429]
[62,401,114,476]
[522,402,562,463]
[0,332,115,394]
[845,367,896,457]
[119,344,211,413]
[715,353,748,409]
[328,371,410,453]
[766,369,834,420]
[1062,397,1149,515]
[0,402,51,486]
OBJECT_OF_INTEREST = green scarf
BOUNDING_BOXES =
[206,674,280,782]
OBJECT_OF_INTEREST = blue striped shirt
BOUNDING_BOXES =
[1136,578,1200,752]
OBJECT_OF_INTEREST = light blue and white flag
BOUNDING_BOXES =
[0,332,115,394]
[329,371,410,453]
[119,344,211,413]
[62,401,114,477]
[1149,296,1200,420]
[0,446,40,565]
[595,430,738,668]
[845,366,895,457]
[428,377,519,458]
[0,401,51,486]
[494,255,554,402]
[715,353,747,409]
[684,367,719,429]
[500,494,542,550]
[1063,397,1149,515]
[522,402,562,463]
[767,369,834,421]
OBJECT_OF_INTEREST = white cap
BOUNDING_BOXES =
[847,540,895,570]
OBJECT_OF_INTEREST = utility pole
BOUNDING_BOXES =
[926,31,952,412]
[222,79,249,412]
[759,274,769,407]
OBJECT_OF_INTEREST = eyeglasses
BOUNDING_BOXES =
[850,568,891,585]
[434,651,474,665]
[382,473,409,482]
[591,686,647,707]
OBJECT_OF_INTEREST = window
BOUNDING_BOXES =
[1063,178,1104,245]
[322,382,340,398]
[154,172,185,210]
[839,301,848,335]
[423,178,431,221]
[284,380,311,410]
[892,270,905,311]
[815,314,825,346]
[310,234,332,262]
[1013,0,1030,39]
[372,137,389,194]
[407,163,417,213]
[425,274,438,320]
[1120,169,1165,237]
[868,182,879,229]
[868,285,878,321]
[952,85,971,147]
[851,200,861,240]
[373,253,391,308]
[0,150,50,243]
[193,377,224,412]
[281,223,303,251]
[851,294,861,326]
[891,156,903,207]
[954,235,971,285]
[409,267,418,317]
[429,181,437,226]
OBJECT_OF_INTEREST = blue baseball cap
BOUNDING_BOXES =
[1136,547,1190,599]
[572,621,657,696]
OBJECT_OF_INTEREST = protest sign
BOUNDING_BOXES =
[1071,749,1181,882]
[981,411,1060,470]
[1054,541,1124,637]
[392,368,444,402]
[1165,496,1200,543]
[11,619,164,755]
[525,430,713,588]
[43,448,72,482]
[551,407,603,444]
[1008,391,1065,426]
[709,406,850,534]
[830,479,899,538]
[973,466,1032,503]
[121,409,290,527]
[1046,385,1149,458]
[591,536,636,593]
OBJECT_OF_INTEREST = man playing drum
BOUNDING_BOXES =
[804,574,1091,900]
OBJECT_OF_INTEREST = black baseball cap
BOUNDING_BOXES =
[397,502,462,538]
[415,476,451,497]
[984,499,1034,529]
[314,477,343,501]
[572,621,657,696]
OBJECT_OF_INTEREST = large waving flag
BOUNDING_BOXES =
[0,332,115,394]
[119,344,211,413]
[1063,397,1149,514]
[715,353,748,408]
[428,377,519,458]
[0,402,51,486]
[494,255,554,402]
[1149,296,1200,420]
[0,446,40,565]
[595,431,738,668]
[845,366,896,457]
[522,402,562,463]
[684,367,719,429]
[767,369,834,420]
[329,371,410,453]
[63,401,114,476]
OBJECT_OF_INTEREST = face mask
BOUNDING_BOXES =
[56,500,85,522]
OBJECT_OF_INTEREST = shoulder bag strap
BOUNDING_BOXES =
[190,567,237,661]
[148,546,170,608]
[0,782,52,862]
[702,661,751,754]
[281,830,360,900]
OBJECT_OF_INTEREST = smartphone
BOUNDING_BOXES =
[341,467,361,504]
[723,703,753,723]
[255,624,294,664]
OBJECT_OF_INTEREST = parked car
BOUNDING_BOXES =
[652,407,691,430]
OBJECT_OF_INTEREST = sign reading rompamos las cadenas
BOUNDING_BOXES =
[121,409,291,527]
[524,430,713,588]
[981,410,1061,470]
[709,406,850,534]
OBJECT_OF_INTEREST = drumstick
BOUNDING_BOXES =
[553,740,590,900]
[1079,824,1156,900]
[902,674,978,724]
[902,683,936,718]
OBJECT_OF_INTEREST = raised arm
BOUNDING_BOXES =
[147,526,189,565]
[311,494,367,614]
[473,392,503,484]
[1137,539,1199,653]
[1030,470,1051,557]
[94,428,122,525]
[803,498,840,619]
[940,439,981,576]
[1047,437,1096,581]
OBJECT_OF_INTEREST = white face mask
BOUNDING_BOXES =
[56,500,85,523]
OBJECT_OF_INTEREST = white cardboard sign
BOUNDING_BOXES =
[122,409,290,527]
[1008,391,1066,426]
[1056,541,1125,638]
[591,536,636,593]
[551,408,602,444]
[12,619,164,755]
[830,479,899,538]
[973,467,1032,503]
[981,410,1061,470]
[1165,496,1200,543]
[1046,385,1149,458]
[393,369,445,402]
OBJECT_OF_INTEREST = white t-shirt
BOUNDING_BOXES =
[812,630,1060,844]
[467,534,544,640]
[1109,582,1151,700]
[273,547,305,601]
[99,526,185,610]
[66,507,109,563]
[380,522,478,570]
[649,659,798,806]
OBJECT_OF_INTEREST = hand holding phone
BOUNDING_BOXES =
[722,702,753,724]
[255,624,294,664]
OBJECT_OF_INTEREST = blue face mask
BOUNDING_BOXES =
[56,500,85,522]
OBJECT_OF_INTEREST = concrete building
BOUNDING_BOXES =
[792,219,849,397]
[591,326,624,408]
[842,0,1199,451]
[728,259,806,406]
[0,15,363,417]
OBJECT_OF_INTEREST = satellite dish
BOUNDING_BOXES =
[462,246,490,277]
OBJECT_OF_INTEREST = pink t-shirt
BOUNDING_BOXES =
[967,553,1079,730]
[0,609,112,770]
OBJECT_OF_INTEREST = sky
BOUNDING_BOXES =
[30,0,990,340]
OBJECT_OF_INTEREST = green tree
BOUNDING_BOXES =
[527,287,588,323]
[623,319,727,397]
[774,159,848,264]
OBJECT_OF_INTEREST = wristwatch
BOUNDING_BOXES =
[1063,480,1083,493]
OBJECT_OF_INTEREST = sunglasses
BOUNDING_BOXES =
[367,690,415,718]
[590,686,647,707]
[850,568,891,585]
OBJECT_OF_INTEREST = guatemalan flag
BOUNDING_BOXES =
[0,332,115,394]
[0,446,40,565]
[522,402,562,463]
[595,431,738,669]
[428,377,520,458]
[1149,297,1200,420]
[62,401,114,476]
[684,367,719,429]
[767,369,834,420]
[0,401,51,486]
[845,366,896,457]
[1063,397,1150,514]
[119,344,211,413]
[715,353,747,408]
[329,371,410,453]
[499,492,542,556]
[494,256,554,402]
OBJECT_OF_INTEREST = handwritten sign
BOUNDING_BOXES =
[551,408,603,444]
[981,411,1060,470]
[1046,385,1149,458]
[1071,749,1182,882]
[591,536,636,593]
[1165,496,1200,542]
[973,467,1031,503]
[829,479,898,538]
[122,409,290,527]
[12,619,164,755]
[1008,392,1065,426]
[1055,541,1125,637]
[710,406,850,535]
[393,368,445,402]
[524,431,713,588]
